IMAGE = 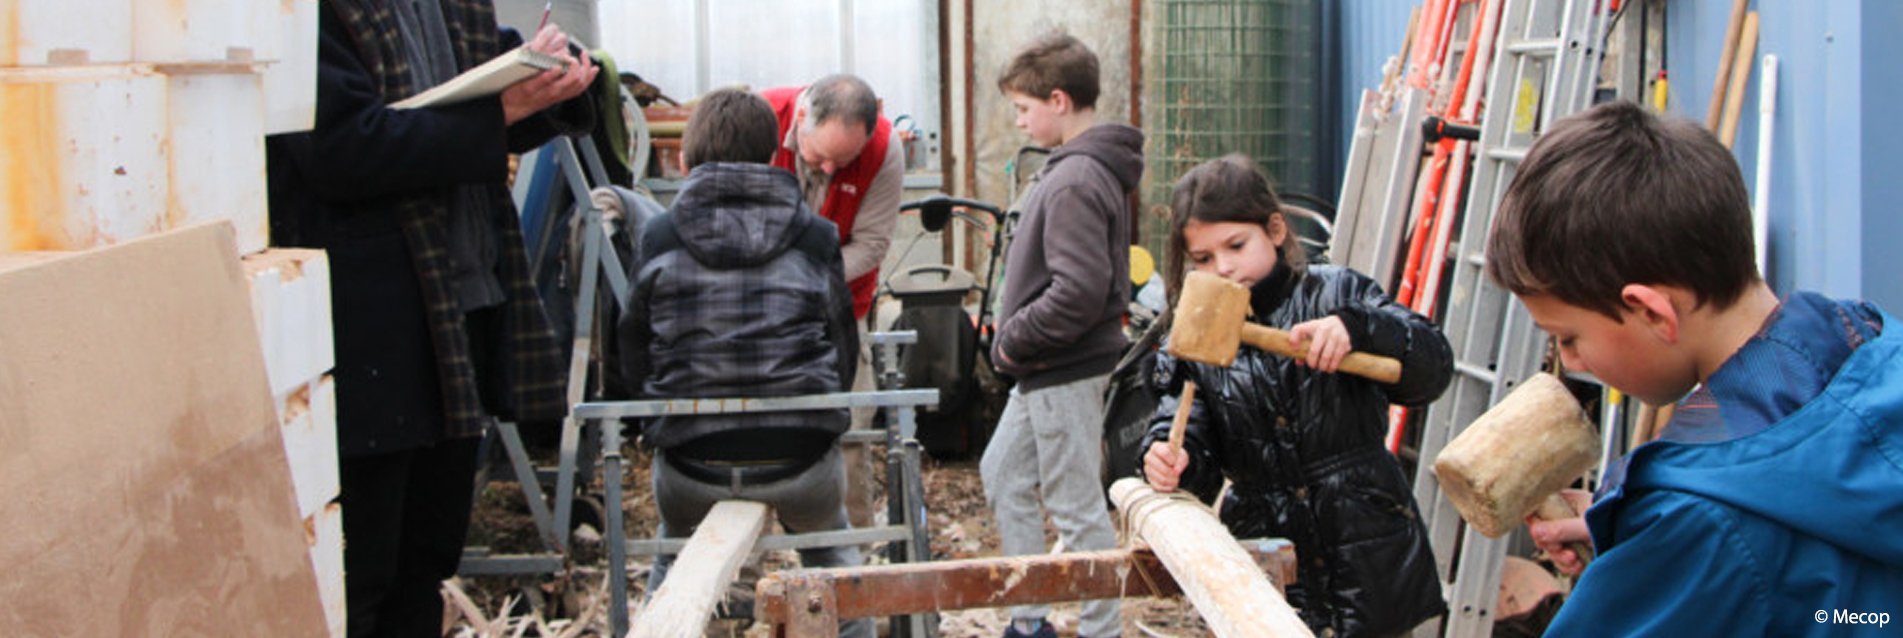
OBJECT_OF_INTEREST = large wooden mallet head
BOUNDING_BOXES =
[1167,270,1403,383]
[1432,373,1600,537]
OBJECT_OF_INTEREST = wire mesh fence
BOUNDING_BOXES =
[1144,0,1324,259]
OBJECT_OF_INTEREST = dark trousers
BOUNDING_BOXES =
[341,436,481,638]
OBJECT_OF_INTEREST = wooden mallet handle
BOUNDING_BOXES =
[1534,493,1595,567]
[1239,324,1403,384]
[1168,381,1197,455]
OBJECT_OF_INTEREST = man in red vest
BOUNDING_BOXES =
[762,75,902,530]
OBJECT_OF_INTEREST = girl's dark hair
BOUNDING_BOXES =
[1487,101,1759,320]
[1163,154,1306,309]
[682,88,779,169]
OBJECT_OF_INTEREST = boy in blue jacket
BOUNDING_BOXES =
[1487,101,1902,635]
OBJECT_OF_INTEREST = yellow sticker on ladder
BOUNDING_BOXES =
[1514,77,1540,135]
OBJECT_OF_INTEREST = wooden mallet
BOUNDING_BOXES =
[1432,372,1597,563]
[1167,271,1403,384]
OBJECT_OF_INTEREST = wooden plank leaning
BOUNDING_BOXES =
[1109,477,1315,637]
[629,500,771,638]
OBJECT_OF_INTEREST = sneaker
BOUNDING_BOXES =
[1002,618,1057,638]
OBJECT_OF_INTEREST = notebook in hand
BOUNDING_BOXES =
[390,45,564,109]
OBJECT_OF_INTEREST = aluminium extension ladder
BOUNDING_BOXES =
[1408,0,1611,635]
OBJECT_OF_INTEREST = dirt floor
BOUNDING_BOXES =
[457,442,1215,637]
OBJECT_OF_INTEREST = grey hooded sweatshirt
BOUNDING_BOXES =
[993,123,1146,390]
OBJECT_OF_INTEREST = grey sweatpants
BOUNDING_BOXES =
[980,373,1121,637]
[649,445,872,638]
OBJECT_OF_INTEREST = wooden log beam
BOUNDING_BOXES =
[1110,478,1314,637]
[630,500,770,638]
[757,544,1297,629]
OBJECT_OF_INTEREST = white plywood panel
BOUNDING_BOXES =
[279,376,339,520]
[164,66,269,254]
[309,502,345,638]
[132,0,259,63]
[259,0,319,134]
[0,64,167,252]
[0,0,134,65]
[244,248,336,397]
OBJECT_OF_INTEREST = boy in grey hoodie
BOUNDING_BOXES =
[981,31,1145,638]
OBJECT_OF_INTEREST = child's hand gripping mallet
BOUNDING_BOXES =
[1432,372,1598,565]
[1167,271,1403,383]
[1142,381,1199,492]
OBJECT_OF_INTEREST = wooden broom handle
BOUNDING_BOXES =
[1239,324,1404,384]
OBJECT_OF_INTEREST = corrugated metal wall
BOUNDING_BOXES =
[1155,0,1325,201]
[1145,0,1331,259]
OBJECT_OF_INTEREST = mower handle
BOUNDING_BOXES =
[901,195,1003,232]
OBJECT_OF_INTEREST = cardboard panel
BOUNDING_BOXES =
[0,222,326,636]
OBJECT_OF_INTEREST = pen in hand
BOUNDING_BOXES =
[536,1,552,31]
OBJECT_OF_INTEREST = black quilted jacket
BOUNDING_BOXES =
[1140,264,1452,637]
[616,162,858,454]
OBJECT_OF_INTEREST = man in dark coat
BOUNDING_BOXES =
[265,1,596,634]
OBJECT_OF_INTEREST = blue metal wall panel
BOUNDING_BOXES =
[1668,0,1881,304]
[1861,0,1903,311]
[1335,0,1421,169]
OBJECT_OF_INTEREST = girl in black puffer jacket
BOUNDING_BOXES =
[1141,155,1453,637]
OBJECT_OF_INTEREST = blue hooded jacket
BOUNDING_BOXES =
[1547,292,1903,636]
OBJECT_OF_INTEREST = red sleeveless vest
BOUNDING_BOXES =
[763,86,891,319]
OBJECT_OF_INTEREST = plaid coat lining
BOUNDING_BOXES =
[327,0,569,437]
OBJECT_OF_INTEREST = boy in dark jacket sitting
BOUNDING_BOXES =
[616,88,867,638]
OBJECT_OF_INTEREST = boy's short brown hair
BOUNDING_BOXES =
[997,30,1100,109]
[1486,101,1759,320]
[682,88,779,169]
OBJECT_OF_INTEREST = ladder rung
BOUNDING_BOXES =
[1454,362,1498,384]
[1505,38,1561,56]
[1487,148,1528,163]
